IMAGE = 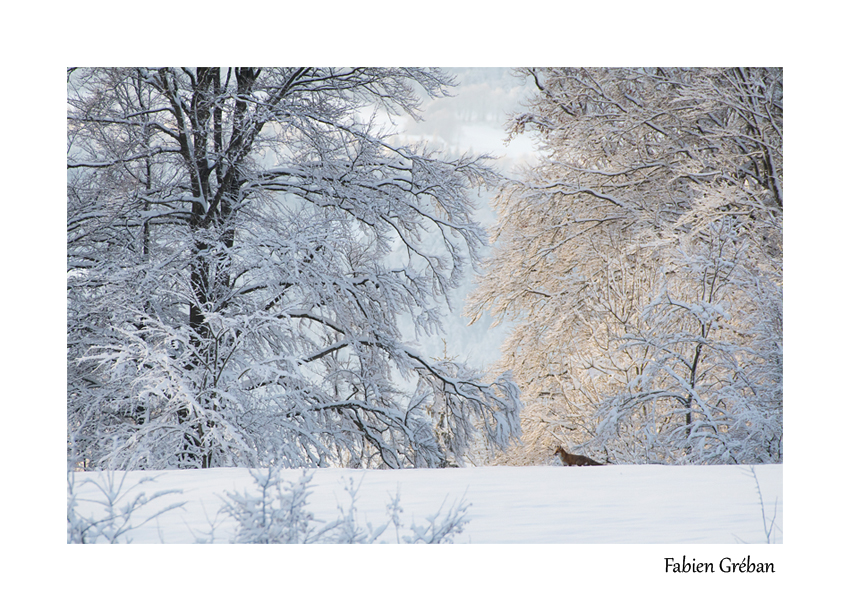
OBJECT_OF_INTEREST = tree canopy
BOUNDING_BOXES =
[469,68,782,465]
[67,67,521,470]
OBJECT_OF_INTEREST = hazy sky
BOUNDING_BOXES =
[391,68,538,371]
[393,68,536,174]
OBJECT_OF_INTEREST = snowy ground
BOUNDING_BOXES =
[67,464,782,544]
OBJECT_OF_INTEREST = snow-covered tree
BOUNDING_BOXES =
[468,68,781,465]
[68,68,521,470]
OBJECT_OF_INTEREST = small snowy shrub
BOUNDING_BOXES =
[383,488,470,544]
[220,469,335,544]
[67,470,184,544]
[221,466,470,544]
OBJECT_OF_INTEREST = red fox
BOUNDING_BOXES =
[554,446,603,466]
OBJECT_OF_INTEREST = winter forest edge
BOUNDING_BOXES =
[67,67,782,474]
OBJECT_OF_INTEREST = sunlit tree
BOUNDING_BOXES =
[469,68,781,465]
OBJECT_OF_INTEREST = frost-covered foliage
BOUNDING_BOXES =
[469,68,782,465]
[221,470,328,544]
[67,68,521,469]
[220,466,469,543]
[67,470,184,543]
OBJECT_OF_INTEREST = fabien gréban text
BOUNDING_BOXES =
[665,556,775,573]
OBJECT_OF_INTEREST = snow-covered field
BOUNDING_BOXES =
[68,464,782,544]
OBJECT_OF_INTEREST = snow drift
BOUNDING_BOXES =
[67,464,782,544]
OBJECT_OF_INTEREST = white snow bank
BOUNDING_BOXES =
[68,464,781,544]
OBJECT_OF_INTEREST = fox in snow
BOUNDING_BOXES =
[554,446,603,466]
